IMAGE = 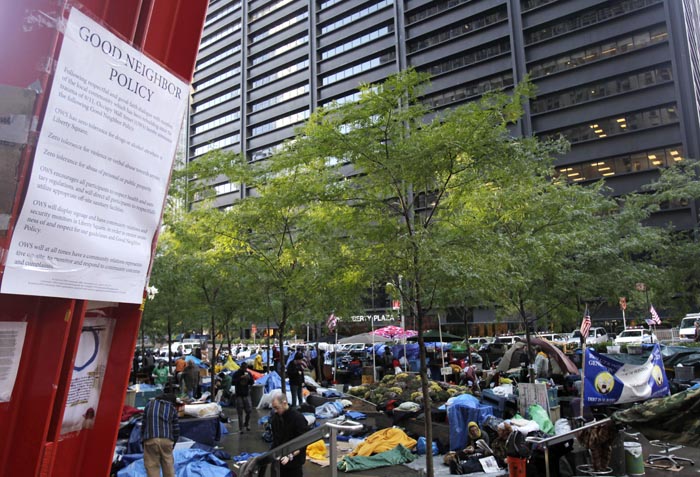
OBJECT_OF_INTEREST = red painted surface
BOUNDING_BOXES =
[0,1,206,475]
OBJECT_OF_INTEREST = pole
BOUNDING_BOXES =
[622,308,627,330]
[333,327,338,385]
[371,316,377,382]
[580,341,586,420]
[438,313,446,372]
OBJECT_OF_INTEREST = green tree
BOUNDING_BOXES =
[284,69,569,476]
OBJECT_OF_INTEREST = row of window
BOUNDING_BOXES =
[199,22,241,50]
[545,103,678,144]
[319,0,342,10]
[557,146,684,182]
[205,2,240,27]
[425,40,510,77]
[526,0,661,45]
[423,72,514,109]
[251,84,309,112]
[194,88,241,113]
[198,45,240,70]
[320,0,392,35]
[529,26,668,78]
[521,0,557,12]
[321,25,393,60]
[195,66,240,92]
[251,10,308,43]
[530,64,672,114]
[408,8,506,53]
[407,0,472,25]
[250,142,285,162]
[321,90,362,108]
[252,35,308,66]
[321,52,395,86]
[250,0,293,22]
[193,110,240,135]
[193,134,240,156]
[251,109,310,136]
[251,58,309,88]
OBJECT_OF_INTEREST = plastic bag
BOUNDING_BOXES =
[527,404,554,435]
[416,436,439,456]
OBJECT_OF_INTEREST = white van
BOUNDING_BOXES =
[679,313,700,341]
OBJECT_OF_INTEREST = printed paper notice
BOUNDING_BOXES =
[0,322,28,402]
[1,8,188,303]
[61,316,115,434]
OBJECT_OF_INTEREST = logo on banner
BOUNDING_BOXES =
[584,344,669,406]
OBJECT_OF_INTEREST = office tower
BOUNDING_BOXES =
[188,0,700,227]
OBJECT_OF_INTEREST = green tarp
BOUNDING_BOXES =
[612,386,700,447]
[337,444,416,472]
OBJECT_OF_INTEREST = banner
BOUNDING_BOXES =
[584,344,669,406]
[1,8,188,303]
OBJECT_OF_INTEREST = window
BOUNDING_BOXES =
[199,23,241,50]
[408,8,506,53]
[321,0,392,35]
[197,45,240,70]
[530,65,673,114]
[251,59,309,88]
[195,67,241,92]
[529,25,668,78]
[193,111,240,135]
[205,2,241,26]
[194,89,241,112]
[407,0,472,24]
[251,11,308,43]
[251,109,310,136]
[214,182,240,196]
[321,25,392,60]
[193,134,240,156]
[321,52,395,86]
[423,72,514,108]
[250,0,294,22]
[425,40,510,76]
[252,36,308,65]
[251,84,309,112]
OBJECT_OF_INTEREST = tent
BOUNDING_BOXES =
[372,326,418,339]
[496,338,578,376]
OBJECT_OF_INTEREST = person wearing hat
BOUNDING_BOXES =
[287,352,305,408]
[142,393,180,477]
[232,362,253,432]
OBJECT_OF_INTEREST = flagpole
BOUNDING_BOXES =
[372,317,377,382]
[333,327,338,386]
[580,341,586,420]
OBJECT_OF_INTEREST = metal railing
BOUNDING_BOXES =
[236,419,364,477]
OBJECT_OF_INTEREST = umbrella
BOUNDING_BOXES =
[407,330,464,342]
[338,332,388,344]
[497,338,579,376]
[372,325,418,339]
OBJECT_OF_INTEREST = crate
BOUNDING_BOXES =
[675,365,695,381]
[549,405,560,423]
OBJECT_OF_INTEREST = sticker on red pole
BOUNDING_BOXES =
[1,8,188,303]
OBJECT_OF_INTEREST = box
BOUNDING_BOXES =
[675,365,695,381]
[549,405,560,423]
[361,374,374,384]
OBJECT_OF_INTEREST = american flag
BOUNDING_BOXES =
[326,313,338,332]
[650,305,662,325]
[580,307,591,340]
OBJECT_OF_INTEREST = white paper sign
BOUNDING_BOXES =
[61,316,115,434]
[1,8,188,303]
[0,322,28,402]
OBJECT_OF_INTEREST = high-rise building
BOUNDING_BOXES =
[188,0,700,227]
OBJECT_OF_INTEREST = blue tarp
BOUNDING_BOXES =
[446,393,494,450]
[255,370,282,392]
[117,448,232,477]
[315,401,345,418]
[185,355,209,369]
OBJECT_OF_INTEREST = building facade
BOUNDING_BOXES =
[189,0,699,225]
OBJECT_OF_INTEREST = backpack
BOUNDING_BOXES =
[506,430,530,458]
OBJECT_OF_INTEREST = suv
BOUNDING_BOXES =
[614,328,657,346]
[568,327,608,345]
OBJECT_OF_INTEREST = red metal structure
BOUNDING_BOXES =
[0,1,206,475]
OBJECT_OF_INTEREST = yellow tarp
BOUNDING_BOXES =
[224,356,239,371]
[350,427,417,457]
[306,439,327,460]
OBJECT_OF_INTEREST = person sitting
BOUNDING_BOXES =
[444,421,494,474]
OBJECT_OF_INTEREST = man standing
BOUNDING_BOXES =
[287,352,305,408]
[182,360,200,399]
[142,393,180,477]
[232,362,253,432]
[271,394,309,477]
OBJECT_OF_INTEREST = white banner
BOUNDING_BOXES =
[1,8,187,303]
[61,316,115,434]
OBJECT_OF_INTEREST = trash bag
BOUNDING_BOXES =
[416,437,439,456]
[527,404,554,435]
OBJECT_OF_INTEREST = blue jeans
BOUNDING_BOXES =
[289,384,303,408]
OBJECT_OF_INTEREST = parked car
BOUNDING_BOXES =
[567,327,608,345]
[534,333,568,344]
[614,328,657,346]
[678,313,700,341]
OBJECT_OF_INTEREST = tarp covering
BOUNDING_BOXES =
[349,428,417,456]
[446,393,494,450]
[255,370,282,392]
[117,448,232,477]
[612,386,700,447]
[338,444,416,472]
